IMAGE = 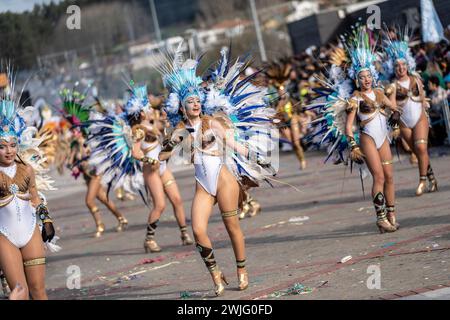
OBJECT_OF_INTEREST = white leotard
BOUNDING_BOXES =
[189,121,223,196]
[354,91,390,149]
[0,164,37,248]
[398,78,423,129]
[141,140,167,175]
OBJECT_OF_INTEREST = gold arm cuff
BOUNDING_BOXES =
[23,257,46,267]
[385,83,395,96]
[221,210,238,218]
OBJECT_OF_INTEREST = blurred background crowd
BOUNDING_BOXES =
[1,0,449,147]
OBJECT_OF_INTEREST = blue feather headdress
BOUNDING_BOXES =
[0,67,34,146]
[123,80,151,118]
[151,43,204,127]
[341,24,379,83]
[383,26,416,78]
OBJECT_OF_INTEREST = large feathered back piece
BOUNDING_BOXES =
[264,58,292,89]
[59,86,92,128]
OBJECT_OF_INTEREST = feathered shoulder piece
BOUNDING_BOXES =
[203,47,279,187]
[328,45,349,68]
[87,114,144,198]
[263,58,292,89]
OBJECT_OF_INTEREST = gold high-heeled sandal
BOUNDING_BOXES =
[416,176,427,196]
[210,268,228,296]
[116,217,128,232]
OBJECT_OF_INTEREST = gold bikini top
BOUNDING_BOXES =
[0,162,32,207]
[175,116,222,160]
[348,89,389,128]
[385,75,424,106]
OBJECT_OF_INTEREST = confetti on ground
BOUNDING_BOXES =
[340,255,352,263]
[289,216,310,223]
[269,283,314,298]
[263,220,288,229]
[139,257,165,265]
[381,242,396,248]
[180,291,206,299]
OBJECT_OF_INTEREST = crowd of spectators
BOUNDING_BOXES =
[256,26,450,146]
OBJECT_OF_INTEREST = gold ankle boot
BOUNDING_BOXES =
[386,206,400,229]
[373,192,396,234]
[239,203,250,220]
[377,217,397,234]
[181,231,193,246]
[248,199,261,217]
[144,238,161,253]
[210,268,228,296]
[236,260,249,290]
[416,176,427,196]
[238,271,249,291]
[95,222,105,238]
[429,178,438,193]
[116,217,128,232]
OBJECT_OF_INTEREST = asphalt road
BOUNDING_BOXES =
[30,147,450,300]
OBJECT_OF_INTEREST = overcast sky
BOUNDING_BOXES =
[0,0,63,13]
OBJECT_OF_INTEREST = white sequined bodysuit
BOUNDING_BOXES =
[0,163,37,248]
[188,121,223,196]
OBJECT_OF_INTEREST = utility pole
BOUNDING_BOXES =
[149,0,162,42]
[249,0,267,62]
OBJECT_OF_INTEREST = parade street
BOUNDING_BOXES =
[42,147,450,300]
